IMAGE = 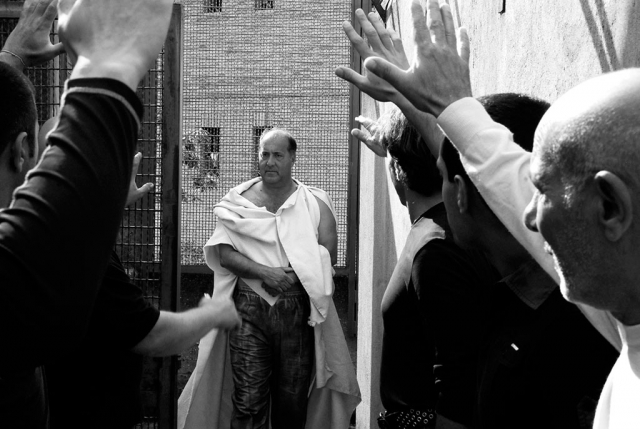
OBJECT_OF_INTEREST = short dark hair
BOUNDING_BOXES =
[260,127,297,152]
[0,63,37,157]
[441,93,550,184]
[381,107,441,196]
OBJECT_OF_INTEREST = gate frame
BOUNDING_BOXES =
[159,4,183,429]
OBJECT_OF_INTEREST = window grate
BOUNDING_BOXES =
[204,0,222,13]
[254,0,274,10]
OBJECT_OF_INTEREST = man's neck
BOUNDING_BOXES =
[481,232,532,278]
[261,178,297,198]
[404,188,443,224]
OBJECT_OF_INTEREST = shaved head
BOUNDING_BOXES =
[534,69,640,198]
[526,69,640,321]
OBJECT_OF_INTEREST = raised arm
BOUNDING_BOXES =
[0,0,173,372]
[363,0,472,117]
[336,7,443,157]
[0,0,65,72]
[362,0,621,349]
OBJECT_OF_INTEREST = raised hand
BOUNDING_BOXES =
[364,0,472,117]
[335,8,411,104]
[0,0,65,72]
[351,116,388,158]
[57,0,173,91]
[125,152,154,207]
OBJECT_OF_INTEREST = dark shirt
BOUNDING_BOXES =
[476,262,618,429]
[380,203,498,425]
[47,251,160,429]
[0,79,142,427]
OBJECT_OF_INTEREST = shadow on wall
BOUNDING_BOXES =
[621,0,640,68]
[579,0,640,72]
[579,0,620,72]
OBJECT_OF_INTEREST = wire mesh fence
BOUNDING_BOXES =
[180,0,353,268]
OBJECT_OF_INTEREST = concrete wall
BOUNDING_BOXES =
[356,0,640,427]
[456,0,640,100]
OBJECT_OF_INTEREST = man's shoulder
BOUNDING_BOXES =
[239,181,261,204]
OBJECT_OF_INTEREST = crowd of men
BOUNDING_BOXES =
[1,0,639,428]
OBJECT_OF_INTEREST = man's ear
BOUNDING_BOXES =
[453,174,468,214]
[593,171,633,242]
[10,132,29,173]
[392,160,402,182]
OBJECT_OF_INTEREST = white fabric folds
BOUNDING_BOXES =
[178,178,360,429]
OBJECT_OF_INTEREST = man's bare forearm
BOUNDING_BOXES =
[218,243,269,280]
[132,294,240,357]
[132,310,215,356]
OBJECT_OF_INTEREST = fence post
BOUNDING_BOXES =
[159,4,183,429]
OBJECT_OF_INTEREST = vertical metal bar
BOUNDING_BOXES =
[347,0,365,337]
[158,4,182,429]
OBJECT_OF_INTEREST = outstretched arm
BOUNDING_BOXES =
[0,0,65,72]
[0,0,173,371]
[132,294,241,357]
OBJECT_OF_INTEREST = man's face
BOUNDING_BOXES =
[258,132,295,185]
[524,143,601,306]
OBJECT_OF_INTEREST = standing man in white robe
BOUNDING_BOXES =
[179,128,359,429]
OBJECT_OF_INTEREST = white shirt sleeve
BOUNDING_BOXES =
[437,97,621,350]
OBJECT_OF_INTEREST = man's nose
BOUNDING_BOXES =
[523,192,539,233]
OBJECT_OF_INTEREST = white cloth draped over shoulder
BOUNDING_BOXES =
[178,178,360,429]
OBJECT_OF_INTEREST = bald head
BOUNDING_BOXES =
[534,69,640,195]
[525,69,640,320]
[259,128,297,153]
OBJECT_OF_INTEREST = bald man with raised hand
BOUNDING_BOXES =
[0,0,172,427]
[362,0,640,426]
[523,70,640,428]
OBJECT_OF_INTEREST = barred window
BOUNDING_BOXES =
[254,0,274,10]
[204,0,222,13]
[253,126,271,177]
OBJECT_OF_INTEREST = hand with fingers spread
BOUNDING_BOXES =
[364,0,472,117]
[0,0,65,72]
[125,152,154,207]
[351,115,388,157]
[57,0,173,91]
[336,8,411,104]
